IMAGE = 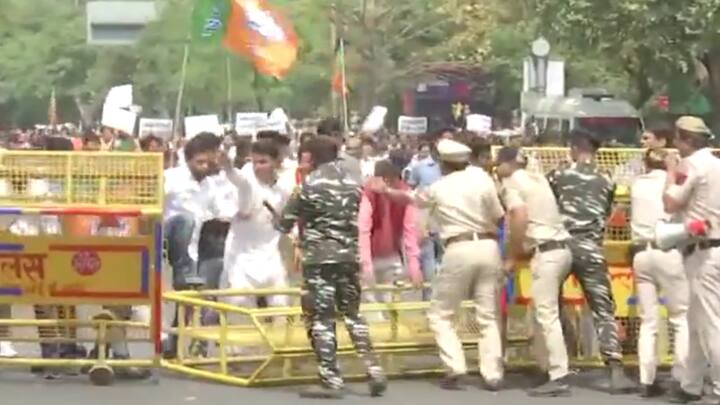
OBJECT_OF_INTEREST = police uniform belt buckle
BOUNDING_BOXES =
[444,232,495,248]
[536,240,567,253]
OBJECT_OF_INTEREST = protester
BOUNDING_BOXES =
[359,159,422,307]
[219,139,292,310]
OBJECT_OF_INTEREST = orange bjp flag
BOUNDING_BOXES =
[223,0,298,79]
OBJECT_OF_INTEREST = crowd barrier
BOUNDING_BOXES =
[0,151,164,385]
[161,147,684,386]
[2,147,712,387]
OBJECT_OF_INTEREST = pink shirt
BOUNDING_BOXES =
[358,182,421,278]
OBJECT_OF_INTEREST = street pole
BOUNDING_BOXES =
[173,42,190,138]
[226,54,233,123]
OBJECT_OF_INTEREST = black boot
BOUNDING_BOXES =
[639,382,664,398]
[113,354,152,380]
[608,360,636,394]
[528,376,571,397]
[368,366,387,397]
[668,388,702,404]
[439,374,465,391]
[299,385,345,399]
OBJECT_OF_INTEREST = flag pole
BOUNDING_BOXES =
[173,40,191,139]
[330,3,338,118]
[226,54,233,122]
[339,37,349,133]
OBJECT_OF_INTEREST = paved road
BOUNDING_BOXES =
[0,370,676,405]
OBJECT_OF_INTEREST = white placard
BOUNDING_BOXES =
[256,119,286,133]
[184,114,222,139]
[361,106,387,133]
[104,84,133,110]
[466,114,493,133]
[235,112,268,135]
[101,107,137,136]
[139,118,173,140]
[397,116,428,135]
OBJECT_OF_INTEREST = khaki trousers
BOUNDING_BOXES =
[681,247,720,396]
[530,247,572,381]
[633,247,688,385]
[428,239,503,382]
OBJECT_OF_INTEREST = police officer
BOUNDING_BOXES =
[629,148,689,398]
[372,139,505,391]
[547,130,636,394]
[495,146,573,397]
[663,116,720,404]
[276,136,386,399]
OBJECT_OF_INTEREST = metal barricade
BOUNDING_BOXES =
[0,151,164,385]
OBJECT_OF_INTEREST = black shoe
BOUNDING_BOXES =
[639,383,664,398]
[368,367,387,397]
[528,377,571,397]
[482,379,503,392]
[299,385,345,399]
[608,360,637,395]
[113,354,152,380]
[440,375,465,391]
[669,389,702,404]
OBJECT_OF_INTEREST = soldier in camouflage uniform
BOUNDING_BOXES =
[547,130,636,394]
[276,136,386,399]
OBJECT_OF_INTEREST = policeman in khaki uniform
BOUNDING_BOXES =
[372,139,505,391]
[495,146,573,397]
[663,116,720,404]
[629,148,688,398]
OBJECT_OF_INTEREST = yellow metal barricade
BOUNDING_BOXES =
[163,147,715,386]
[0,151,164,385]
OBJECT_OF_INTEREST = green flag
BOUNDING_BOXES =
[191,0,230,44]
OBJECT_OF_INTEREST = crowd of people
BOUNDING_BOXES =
[0,115,719,403]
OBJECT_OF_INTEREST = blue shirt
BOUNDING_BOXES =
[407,158,442,189]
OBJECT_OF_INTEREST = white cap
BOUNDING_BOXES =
[437,139,471,163]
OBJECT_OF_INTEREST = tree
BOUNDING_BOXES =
[534,0,720,115]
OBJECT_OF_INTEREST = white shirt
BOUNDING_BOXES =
[163,166,217,261]
[223,166,292,286]
[631,170,670,242]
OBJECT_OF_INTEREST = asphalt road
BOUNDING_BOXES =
[0,369,679,405]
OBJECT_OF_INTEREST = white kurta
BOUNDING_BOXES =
[220,166,292,308]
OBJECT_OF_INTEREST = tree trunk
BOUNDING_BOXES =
[704,47,720,126]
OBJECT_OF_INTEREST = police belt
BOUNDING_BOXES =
[683,239,720,256]
[629,241,661,261]
[444,232,496,248]
[534,240,568,254]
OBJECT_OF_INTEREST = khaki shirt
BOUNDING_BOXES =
[630,170,670,242]
[500,169,569,248]
[666,148,720,239]
[417,166,504,241]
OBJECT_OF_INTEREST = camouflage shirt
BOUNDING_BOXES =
[276,160,361,265]
[547,161,615,241]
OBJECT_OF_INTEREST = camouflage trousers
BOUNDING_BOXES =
[301,262,382,389]
[567,237,623,362]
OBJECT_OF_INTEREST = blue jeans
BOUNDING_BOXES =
[420,234,443,300]
[164,213,204,290]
